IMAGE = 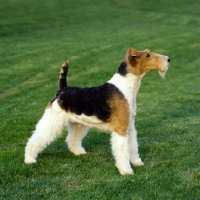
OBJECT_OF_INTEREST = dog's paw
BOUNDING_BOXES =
[119,167,134,175]
[73,147,87,156]
[116,163,134,175]
[24,157,36,164]
[131,158,144,167]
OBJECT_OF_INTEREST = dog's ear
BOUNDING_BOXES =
[126,48,140,63]
[144,49,150,53]
[128,48,140,58]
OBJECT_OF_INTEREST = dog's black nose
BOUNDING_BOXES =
[168,58,171,63]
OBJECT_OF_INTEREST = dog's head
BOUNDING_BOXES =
[125,48,170,78]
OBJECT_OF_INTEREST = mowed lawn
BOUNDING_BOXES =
[0,0,199,199]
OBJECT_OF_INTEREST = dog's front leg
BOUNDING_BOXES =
[110,131,133,175]
[128,121,144,167]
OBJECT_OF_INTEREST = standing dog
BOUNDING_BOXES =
[25,48,170,175]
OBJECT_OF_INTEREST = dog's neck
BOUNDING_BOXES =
[108,72,144,113]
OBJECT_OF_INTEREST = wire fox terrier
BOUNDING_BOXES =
[24,48,170,175]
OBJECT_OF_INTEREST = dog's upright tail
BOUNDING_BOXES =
[58,62,69,89]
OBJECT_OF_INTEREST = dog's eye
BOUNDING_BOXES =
[146,53,150,58]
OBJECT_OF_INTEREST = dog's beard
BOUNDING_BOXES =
[158,62,169,78]
[158,70,167,78]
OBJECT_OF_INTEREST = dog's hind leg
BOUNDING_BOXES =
[66,122,88,156]
[24,101,67,164]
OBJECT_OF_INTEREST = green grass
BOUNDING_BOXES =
[0,0,200,199]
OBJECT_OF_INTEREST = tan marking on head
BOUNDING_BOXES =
[108,93,130,136]
[125,48,169,77]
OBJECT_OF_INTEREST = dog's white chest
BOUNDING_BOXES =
[108,73,142,110]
